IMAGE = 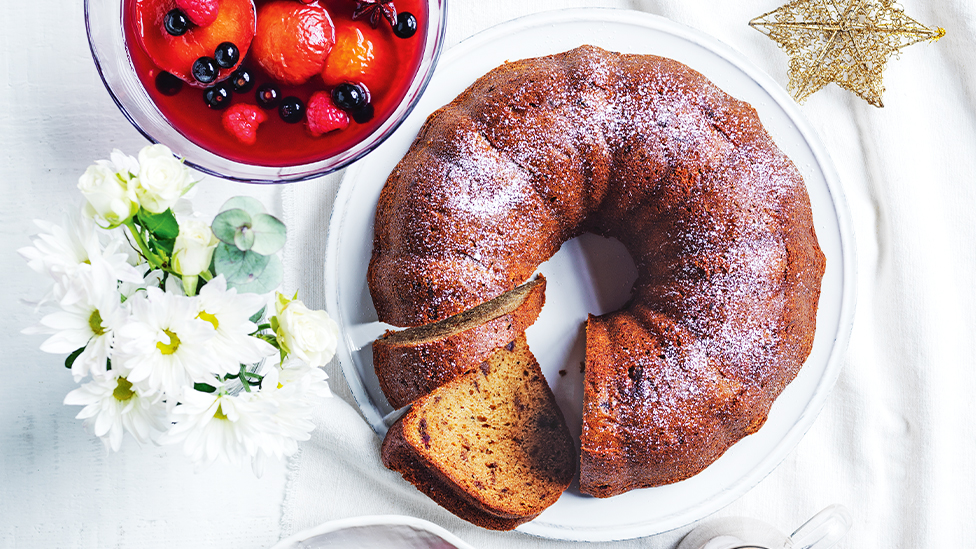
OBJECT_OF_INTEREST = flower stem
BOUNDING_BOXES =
[124,220,165,270]
[239,364,251,392]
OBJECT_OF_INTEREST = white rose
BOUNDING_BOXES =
[274,294,339,368]
[172,219,218,277]
[78,163,139,226]
[135,144,193,213]
[107,149,140,177]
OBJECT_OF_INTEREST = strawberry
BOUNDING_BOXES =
[251,1,335,86]
[222,103,267,145]
[176,0,219,27]
[305,91,350,136]
[321,22,394,93]
[132,0,255,86]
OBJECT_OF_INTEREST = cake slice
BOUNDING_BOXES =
[381,335,576,530]
[373,275,546,409]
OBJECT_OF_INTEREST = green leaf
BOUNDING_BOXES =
[219,196,265,217]
[137,208,179,240]
[213,243,270,284]
[150,237,176,258]
[193,382,216,393]
[65,347,85,369]
[248,213,287,255]
[212,208,252,247]
[234,225,256,251]
[227,254,283,294]
[249,307,267,324]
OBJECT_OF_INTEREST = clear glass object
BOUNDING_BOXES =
[85,0,447,183]
[677,504,854,549]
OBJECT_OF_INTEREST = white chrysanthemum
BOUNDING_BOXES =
[160,388,277,470]
[114,287,220,397]
[23,262,127,381]
[18,209,144,295]
[195,276,276,375]
[64,372,166,451]
[255,359,332,463]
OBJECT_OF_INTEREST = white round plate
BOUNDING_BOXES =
[324,8,856,543]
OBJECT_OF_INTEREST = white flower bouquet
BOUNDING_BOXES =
[20,145,339,474]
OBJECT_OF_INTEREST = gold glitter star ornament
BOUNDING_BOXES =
[750,0,944,107]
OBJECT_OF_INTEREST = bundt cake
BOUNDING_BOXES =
[370,45,825,498]
[381,335,576,530]
[373,275,546,410]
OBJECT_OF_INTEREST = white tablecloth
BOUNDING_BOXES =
[2,0,973,547]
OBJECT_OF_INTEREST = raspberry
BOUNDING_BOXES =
[176,0,219,27]
[306,91,350,137]
[222,103,267,145]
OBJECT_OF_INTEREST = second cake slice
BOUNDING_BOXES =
[381,334,576,530]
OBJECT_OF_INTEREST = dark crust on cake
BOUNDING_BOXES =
[369,45,826,497]
[374,276,546,409]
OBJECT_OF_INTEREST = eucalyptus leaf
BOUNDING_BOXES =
[137,208,179,240]
[219,196,265,217]
[213,243,270,284]
[227,254,283,294]
[212,208,252,246]
[249,213,287,255]
[234,225,256,251]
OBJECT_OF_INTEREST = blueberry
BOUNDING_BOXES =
[203,82,232,110]
[164,9,189,36]
[192,57,218,84]
[229,67,254,93]
[278,96,305,123]
[393,12,417,39]
[255,83,281,109]
[214,42,240,69]
[352,104,375,124]
[155,71,183,96]
[331,83,367,111]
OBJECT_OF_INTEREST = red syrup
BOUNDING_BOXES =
[125,0,428,168]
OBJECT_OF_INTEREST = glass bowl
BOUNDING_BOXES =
[85,0,447,183]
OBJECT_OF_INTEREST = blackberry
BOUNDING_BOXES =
[255,83,281,109]
[214,42,240,69]
[155,71,183,96]
[164,9,189,36]
[191,57,218,84]
[229,67,254,93]
[203,82,232,110]
[278,96,305,123]
[331,83,368,111]
[393,12,417,39]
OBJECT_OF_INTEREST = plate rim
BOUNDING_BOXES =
[324,7,857,542]
[270,514,477,549]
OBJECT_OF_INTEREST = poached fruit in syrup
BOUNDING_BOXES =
[126,0,428,168]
